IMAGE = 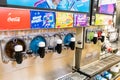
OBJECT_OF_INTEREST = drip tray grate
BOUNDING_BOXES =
[56,72,88,80]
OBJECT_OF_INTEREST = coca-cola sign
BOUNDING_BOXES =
[0,8,30,30]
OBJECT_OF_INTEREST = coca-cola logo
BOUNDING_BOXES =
[7,13,21,22]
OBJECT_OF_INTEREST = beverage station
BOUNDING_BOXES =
[0,0,120,80]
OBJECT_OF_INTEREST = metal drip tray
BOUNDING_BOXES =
[56,72,88,80]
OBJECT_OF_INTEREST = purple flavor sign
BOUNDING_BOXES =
[74,13,88,27]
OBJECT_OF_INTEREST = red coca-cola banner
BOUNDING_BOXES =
[0,8,30,30]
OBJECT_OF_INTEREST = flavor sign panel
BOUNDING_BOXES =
[30,10,55,29]
[7,0,90,13]
[74,13,88,27]
[0,8,30,30]
[56,12,73,28]
[95,14,113,25]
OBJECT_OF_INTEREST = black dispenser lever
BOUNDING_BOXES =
[14,45,23,64]
[69,37,75,50]
[55,39,62,54]
[37,42,46,58]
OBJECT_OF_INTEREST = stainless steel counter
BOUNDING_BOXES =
[0,50,75,80]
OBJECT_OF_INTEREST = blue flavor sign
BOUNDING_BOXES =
[30,10,55,29]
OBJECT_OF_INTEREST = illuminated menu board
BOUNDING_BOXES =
[0,8,30,30]
[7,0,90,13]
[99,4,115,14]
[98,0,116,14]
[56,12,73,28]
[30,10,55,29]
[95,14,113,25]
[74,13,88,27]
[99,0,116,6]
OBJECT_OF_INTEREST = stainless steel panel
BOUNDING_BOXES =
[0,50,75,80]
